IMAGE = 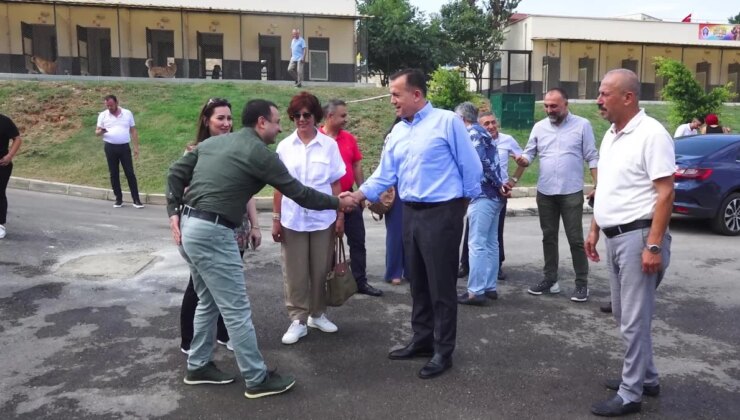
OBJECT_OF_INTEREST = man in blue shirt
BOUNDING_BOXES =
[454,102,510,306]
[345,68,482,379]
[510,87,598,302]
[287,29,306,87]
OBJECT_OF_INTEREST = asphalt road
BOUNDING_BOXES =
[1,190,739,419]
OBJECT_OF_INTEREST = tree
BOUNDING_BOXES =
[439,0,520,92]
[729,12,740,24]
[654,57,736,127]
[357,0,447,86]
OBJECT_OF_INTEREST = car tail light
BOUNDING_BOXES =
[674,168,713,181]
[674,206,690,214]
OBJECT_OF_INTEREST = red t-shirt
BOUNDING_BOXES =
[319,126,363,192]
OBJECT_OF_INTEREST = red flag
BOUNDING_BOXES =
[681,14,692,22]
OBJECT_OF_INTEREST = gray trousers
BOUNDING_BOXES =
[604,228,671,403]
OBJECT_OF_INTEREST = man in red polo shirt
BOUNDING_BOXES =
[320,99,383,297]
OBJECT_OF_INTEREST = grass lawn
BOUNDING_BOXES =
[1,79,738,195]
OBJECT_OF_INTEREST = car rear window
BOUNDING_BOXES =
[674,136,738,156]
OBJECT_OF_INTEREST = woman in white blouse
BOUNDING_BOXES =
[272,92,346,345]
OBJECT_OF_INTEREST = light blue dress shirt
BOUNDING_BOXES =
[290,37,306,61]
[522,113,599,195]
[361,102,482,203]
[493,132,522,183]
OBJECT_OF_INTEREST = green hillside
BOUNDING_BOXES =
[1,80,738,195]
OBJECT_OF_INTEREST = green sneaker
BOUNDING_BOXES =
[184,361,235,385]
[244,371,296,399]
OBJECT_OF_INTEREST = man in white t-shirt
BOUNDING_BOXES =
[673,117,702,138]
[287,29,306,87]
[585,69,675,417]
[95,95,143,208]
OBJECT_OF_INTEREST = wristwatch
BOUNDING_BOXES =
[646,244,661,254]
[510,176,519,184]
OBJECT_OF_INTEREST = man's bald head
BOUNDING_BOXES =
[604,68,641,99]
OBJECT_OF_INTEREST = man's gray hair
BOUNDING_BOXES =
[454,102,478,123]
[605,68,641,98]
[323,99,346,116]
[478,111,496,119]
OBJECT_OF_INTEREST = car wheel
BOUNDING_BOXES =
[712,192,740,236]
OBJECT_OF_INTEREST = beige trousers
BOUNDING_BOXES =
[281,225,335,322]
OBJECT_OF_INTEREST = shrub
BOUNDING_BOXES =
[427,67,472,110]
[655,57,736,126]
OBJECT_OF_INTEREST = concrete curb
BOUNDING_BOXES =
[8,176,594,217]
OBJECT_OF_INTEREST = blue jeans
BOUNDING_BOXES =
[180,214,267,387]
[466,197,503,295]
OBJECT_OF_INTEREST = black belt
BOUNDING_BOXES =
[404,198,462,210]
[602,219,652,238]
[182,206,237,229]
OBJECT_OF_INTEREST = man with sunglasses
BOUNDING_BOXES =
[167,99,358,399]
[320,99,383,297]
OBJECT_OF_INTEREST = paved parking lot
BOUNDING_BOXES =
[1,189,738,419]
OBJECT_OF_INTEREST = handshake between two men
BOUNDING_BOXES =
[337,190,366,213]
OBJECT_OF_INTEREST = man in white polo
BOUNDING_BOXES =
[95,94,143,208]
[586,68,674,417]
[287,29,306,88]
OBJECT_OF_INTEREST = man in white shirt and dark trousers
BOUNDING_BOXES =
[510,87,598,302]
[96,95,143,208]
[586,68,674,417]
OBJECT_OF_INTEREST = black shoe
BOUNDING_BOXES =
[571,285,589,302]
[457,292,487,306]
[133,201,145,209]
[357,282,383,297]
[388,342,434,360]
[418,354,452,379]
[113,199,123,208]
[527,279,557,295]
[457,265,469,278]
[497,268,507,280]
[484,290,498,300]
[183,361,235,385]
[601,301,613,313]
[591,394,641,417]
[604,379,660,397]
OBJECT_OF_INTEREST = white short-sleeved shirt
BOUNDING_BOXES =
[673,123,696,138]
[493,132,522,182]
[97,107,135,145]
[594,109,676,228]
[276,129,346,232]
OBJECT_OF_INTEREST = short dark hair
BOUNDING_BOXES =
[323,99,347,116]
[242,99,278,128]
[287,91,323,123]
[104,94,118,103]
[545,87,568,102]
[694,116,704,124]
[390,68,427,97]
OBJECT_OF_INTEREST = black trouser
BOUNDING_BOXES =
[403,199,465,359]
[104,142,140,202]
[0,161,12,224]
[179,249,245,349]
[343,204,367,286]
[460,197,507,270]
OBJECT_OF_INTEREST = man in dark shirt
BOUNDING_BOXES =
[166,99,357,399]
[0,113,23,239]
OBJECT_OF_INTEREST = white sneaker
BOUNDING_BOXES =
[307,314,338,333]
[217,340,234,352]
[281,320,307,344]
[549,281,561,294]
[0,225,5,239]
